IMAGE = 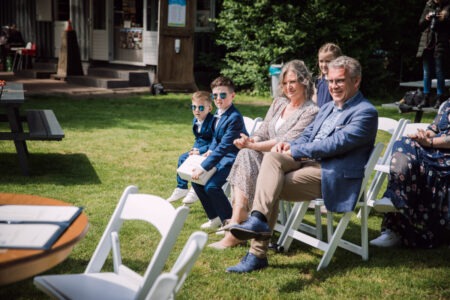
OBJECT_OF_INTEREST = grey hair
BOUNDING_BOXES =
[276,59,314,100]
[328,56,362,80]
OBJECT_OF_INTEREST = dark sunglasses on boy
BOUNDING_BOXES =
[211,92,227,100]
[191,105,206,112]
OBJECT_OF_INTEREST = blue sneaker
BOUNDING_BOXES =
[226,252,268,273]
[229,215,271,241]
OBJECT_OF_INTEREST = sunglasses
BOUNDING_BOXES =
[211,92,227,100]
[191,105,206,112]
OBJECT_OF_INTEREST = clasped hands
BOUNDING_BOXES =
[408,128,435,148]
[233,133,255,149]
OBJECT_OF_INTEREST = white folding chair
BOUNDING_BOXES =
[369,121,430,212]
[34,185,190,300]
[275,143,384,271]
[275,118,406,240]
[145,231,208,300]
[243,116,263,136]
[362,117,409,210]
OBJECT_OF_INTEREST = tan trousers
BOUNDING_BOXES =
[250,152,322,258]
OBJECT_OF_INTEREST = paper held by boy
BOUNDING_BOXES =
[177,155,216,185]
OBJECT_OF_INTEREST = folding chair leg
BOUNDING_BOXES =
[314,203,323,241]
[360,205,369,260]
[277,201,310,251]
[317,212,352,270]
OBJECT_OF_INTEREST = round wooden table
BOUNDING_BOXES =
[0,193,89,286]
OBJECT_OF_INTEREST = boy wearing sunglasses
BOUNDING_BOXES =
[167,91,215,204]
[191,76,248,231]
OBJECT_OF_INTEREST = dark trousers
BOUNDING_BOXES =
[192,165,232,222]
[422,50,447,96]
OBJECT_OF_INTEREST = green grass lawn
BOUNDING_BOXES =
[0,93,448,299]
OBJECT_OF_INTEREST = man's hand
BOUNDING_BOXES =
[271,142,292,156]
[191,168,204,180]
[203,150,212,157]
[189,148,200,155]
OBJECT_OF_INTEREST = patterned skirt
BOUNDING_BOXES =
[382,137,450,248]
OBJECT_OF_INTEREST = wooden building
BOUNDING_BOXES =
[0,0,222,91]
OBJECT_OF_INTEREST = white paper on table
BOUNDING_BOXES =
[0,205,83,249]
[0,205,82,223]
[0,223,64,249]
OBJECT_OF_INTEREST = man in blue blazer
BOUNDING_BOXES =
[227,56,378,273]
[191,76,248,230]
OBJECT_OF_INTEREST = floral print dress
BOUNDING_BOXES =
[227,97,318,209]
[382,100,450,248]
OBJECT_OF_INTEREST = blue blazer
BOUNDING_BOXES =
[290,92,378,212]
[192,113,214,154]
[201,104,247,172]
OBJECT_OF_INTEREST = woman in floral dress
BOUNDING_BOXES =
[371,99,450,248]
[208,60,319,249]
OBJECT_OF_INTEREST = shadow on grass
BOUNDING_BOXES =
[0,153,100,184]
[24,95,271,131]
[267,216,450,294]
[0,257,89,299]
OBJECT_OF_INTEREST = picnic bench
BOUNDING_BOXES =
[382,79,449,122]
[0,83,65,175]
[381,102,438,123]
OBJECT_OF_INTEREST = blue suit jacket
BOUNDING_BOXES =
[290,92,378,212]
[201,104,247,172]
[192,113,214,154]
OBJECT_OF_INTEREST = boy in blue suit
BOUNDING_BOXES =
[167,91,215,204]
[227,56,379,273]
[191,76,248,230]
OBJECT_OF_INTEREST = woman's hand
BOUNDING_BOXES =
[203,150,212,157]
[410,128,434,147]
[233,133,254,149]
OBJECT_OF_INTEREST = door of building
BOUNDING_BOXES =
[157,0,197,91]
[112,0,144,64]
[90,0,110,61]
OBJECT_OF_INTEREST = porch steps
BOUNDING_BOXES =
[14,62,57,79]
[66,67,151,89]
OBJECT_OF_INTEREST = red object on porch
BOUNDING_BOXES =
[66,20,73,31]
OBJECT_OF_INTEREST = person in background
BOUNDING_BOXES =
[6,24,24,47]
[416,0,450,109]
[0,26,8,71]
[371,98,450,248]
[167,91,214,204]
[191,76,248,231]
[226,56,378,273]
[208,60,319,250]
[313,43,343,108]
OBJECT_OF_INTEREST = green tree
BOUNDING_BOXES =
[215,0,425,97]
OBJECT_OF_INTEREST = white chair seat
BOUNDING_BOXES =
[374,164,389,173]
[35,273,140,300]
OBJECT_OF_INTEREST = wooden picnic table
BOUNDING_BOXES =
[383,79,449,122]
[381,102,438,123]
[0,82,64,175]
